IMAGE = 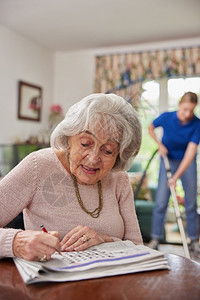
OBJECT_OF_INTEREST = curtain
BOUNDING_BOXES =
[94,47,200,106]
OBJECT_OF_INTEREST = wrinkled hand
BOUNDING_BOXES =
[61,225,113,252]
[158,143,168,157]
[13,230,61,261]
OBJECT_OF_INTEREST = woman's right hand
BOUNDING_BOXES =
[13,230,61,261]
[158,143,168,157]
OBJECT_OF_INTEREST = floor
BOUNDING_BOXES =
[145,222,200,264]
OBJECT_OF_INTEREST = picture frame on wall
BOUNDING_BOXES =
[18,81,42,121]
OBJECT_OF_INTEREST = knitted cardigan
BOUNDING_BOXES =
[0,148,143,258]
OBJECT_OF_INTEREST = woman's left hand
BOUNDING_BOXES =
[61,225,113,252]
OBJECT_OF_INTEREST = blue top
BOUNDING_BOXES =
[153,111,200,159]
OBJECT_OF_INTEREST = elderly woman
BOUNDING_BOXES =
[0,93,143,261]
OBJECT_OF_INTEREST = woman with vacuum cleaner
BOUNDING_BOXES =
[148,92,200,257]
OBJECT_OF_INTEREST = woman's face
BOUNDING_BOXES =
[177,102,196,124]
[68,130,120,185]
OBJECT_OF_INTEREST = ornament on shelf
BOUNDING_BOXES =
[48,104,64,131]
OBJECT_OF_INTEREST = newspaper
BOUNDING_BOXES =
[14,240,170,284]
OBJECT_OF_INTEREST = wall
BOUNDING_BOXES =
[54,50,95,113]
[0,24,54,144]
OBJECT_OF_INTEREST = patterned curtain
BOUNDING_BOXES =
[94,47,200,107]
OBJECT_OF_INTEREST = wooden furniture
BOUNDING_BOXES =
[0,254,199,300]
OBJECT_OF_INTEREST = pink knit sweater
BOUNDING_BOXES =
[0,148,143,258]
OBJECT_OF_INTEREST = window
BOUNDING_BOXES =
[137,76,200,189]
[136,80,160,184]
[168,77,200,113]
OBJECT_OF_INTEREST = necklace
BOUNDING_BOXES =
[71,174,103,218]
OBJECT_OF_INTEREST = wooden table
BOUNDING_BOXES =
[0,254,200,300]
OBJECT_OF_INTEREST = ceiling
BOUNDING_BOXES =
[0,0,200,52]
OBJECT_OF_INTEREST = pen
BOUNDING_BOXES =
[40,224,48,233]
[40,225,62,255]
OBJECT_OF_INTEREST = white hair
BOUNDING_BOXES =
[50,93,142,171]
